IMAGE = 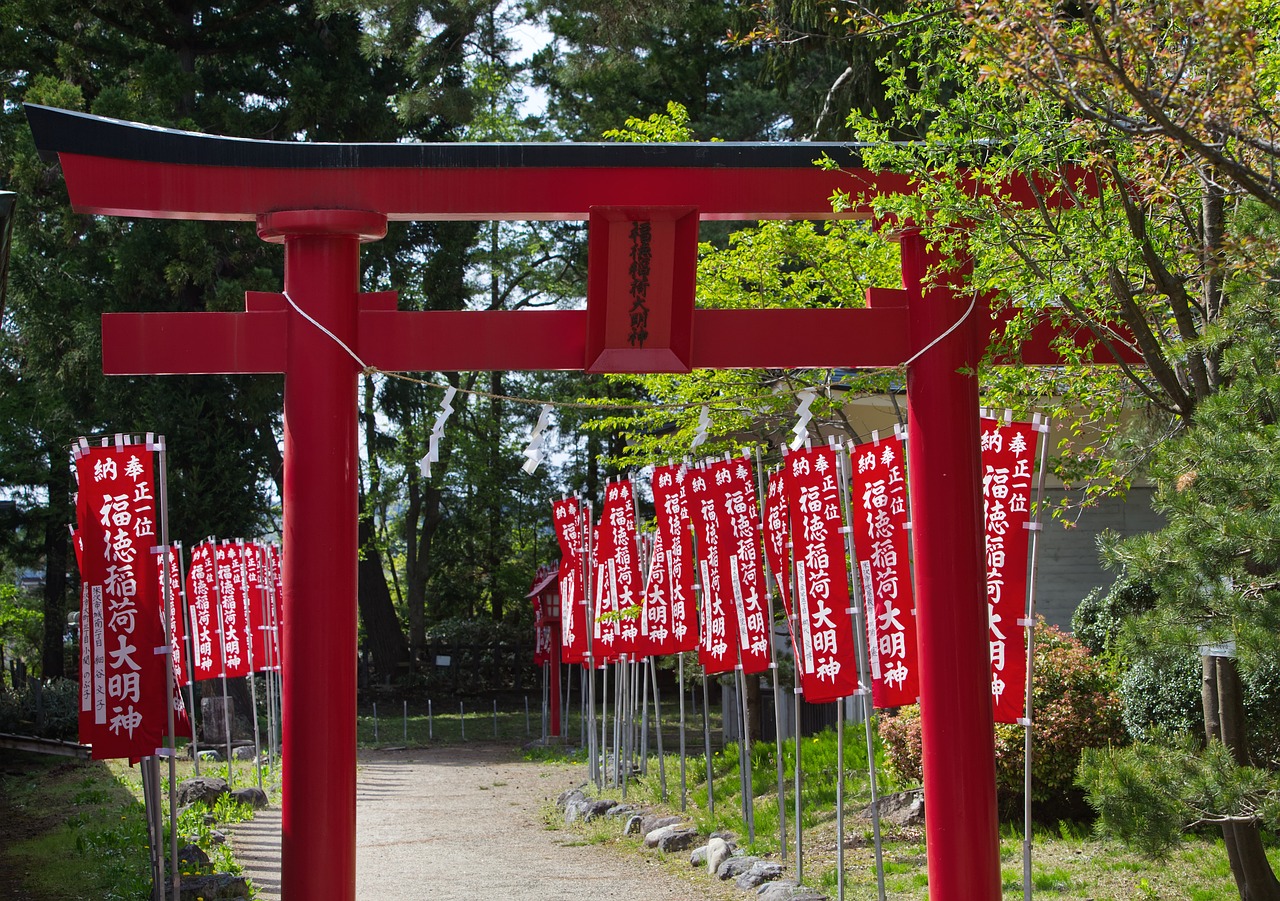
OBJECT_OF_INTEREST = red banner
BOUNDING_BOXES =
[721,457,771,674]
[214,541,252,679]
[552,497,588,664]
[849,433,919,709]
[762,468,792,619]
[186,541,221,681]
[157,546,188,688]
[73,442,171,760]
[268,543,283,673]
[980,416,1039,723]
[689,461,738,674]
[593,480,644,662]
[644,464,698,655]
[243,541,274,673]
[783,445,859,702]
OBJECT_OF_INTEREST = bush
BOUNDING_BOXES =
[1118,649,1202,742]
[1071,575,1158,658]
[879,618,1126,820]
[0,677,79,739]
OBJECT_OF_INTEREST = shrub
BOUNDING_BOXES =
[0,677,79,739]
[1117,650,1201,742]
[879,618,1126,820]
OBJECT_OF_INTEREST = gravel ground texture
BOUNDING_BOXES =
[230,744,743,901]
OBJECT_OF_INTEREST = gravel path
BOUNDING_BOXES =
[230,744,739,901]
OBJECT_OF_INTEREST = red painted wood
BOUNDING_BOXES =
[902,228,1001,901]
[267,213,376,901]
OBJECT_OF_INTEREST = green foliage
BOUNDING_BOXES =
[1117,652,1203,744]
[1071,576,1159,659]
[1078,735,1280,859]
[881,619,1126,819]
[0,675,79,738]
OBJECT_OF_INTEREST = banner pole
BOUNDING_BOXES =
[640,657,650,776]
[173,541,200,776]
[737,663,755,843]
[838,443,887,901]
[209,539,234,786]
[701,670,714,816]
[755,450,788,866]
[156,437,180,901]
[678,655,688,811]
[794,677,803,885]
[238,541,264,791]
[255,545,273,775]
[1023,416,1052,901]
[649,658,667,800]
[837,699,846,901]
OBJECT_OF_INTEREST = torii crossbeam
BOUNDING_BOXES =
[26,104,1129,901]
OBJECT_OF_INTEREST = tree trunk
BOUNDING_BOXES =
[41,459,70,680]
[357,514,409,682]
[1204,654,1280,901]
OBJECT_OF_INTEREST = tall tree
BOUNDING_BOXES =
[0,1,413,676]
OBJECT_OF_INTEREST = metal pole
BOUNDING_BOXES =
[678,656,688,811]
[156,440,180,901]
[237,540,264,792]
[459,701,465,741]
[737,665,755,843]
[1023,415,1052,901]
[638,658,649,776]
[428,699,433,740]
[404,700,409,743]
[373,702,378,743]
[701,671,714,816]
[174,541,201,777]
[839,443,886,901]
[837,700,845,901]
[794,679,803,884]
[209,539,234,785]
[755,450,788,864]
[649,658,667,800]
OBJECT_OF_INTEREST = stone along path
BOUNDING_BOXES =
[229,744,740,901]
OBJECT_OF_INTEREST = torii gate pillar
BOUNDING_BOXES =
[902,228,1001,898]
[260,210,387,901]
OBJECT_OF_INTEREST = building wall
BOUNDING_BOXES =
[1034,486,1163,629]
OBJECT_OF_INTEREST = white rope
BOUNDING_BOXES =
[281,291,374,374]
[899,293,978,368]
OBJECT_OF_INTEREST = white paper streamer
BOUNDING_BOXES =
[690,405,711,449]
[419,386,457,478]
[522,404,555,474]
[789,389,817,451]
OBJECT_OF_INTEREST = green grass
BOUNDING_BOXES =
[2,752,277,901]
[556,722,1278,901]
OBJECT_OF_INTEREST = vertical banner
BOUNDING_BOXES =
[645,464,698,655]
[268,543,284,674]
[593,480,644,662]
[73,441,170,759]
[215,542,251,679]
[531,582,550,667]
[157,547,188,688]
[848,433,919,709]
[688,460,738,674]
[980,415,1039,723]
[552,497,588,664]
[783,445,860,702]
[186,542,221,682]
[722,456,771,674]
[158,546,193,737]
[762,468,793,620]
[244,542,273,673]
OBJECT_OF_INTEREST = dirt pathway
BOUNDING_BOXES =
[230,744,739,901]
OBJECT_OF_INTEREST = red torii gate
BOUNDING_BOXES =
[26,103,1119,901]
